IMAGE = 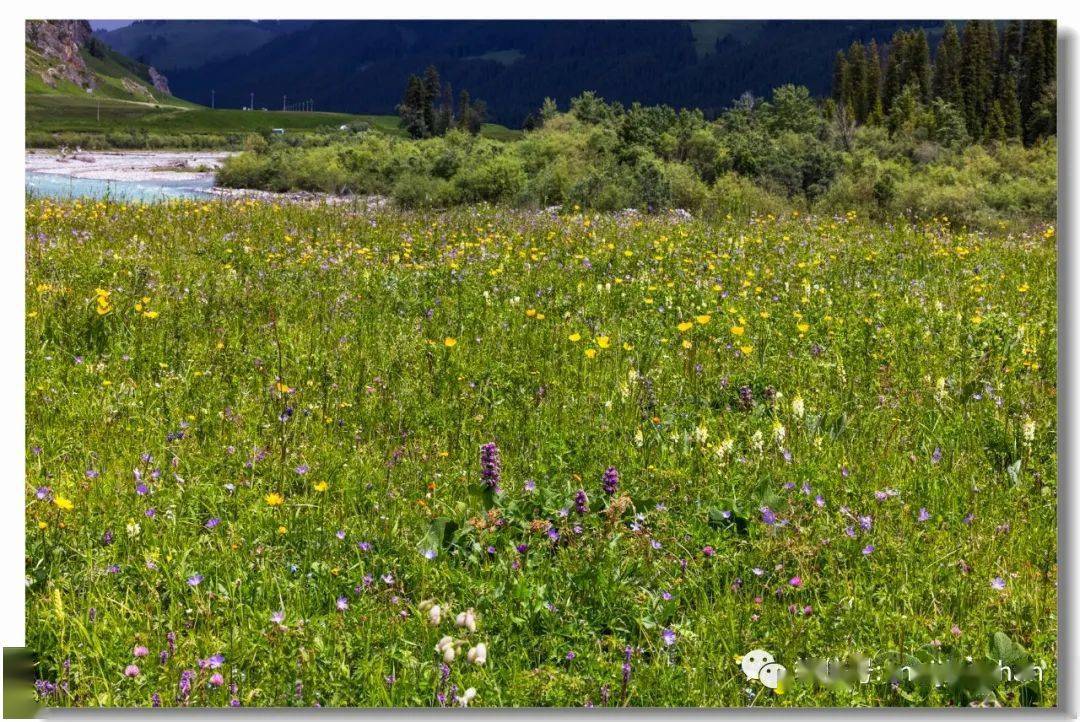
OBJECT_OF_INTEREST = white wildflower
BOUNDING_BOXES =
[467,642,487,666]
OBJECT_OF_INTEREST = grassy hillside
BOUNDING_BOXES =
[26,92,520,146]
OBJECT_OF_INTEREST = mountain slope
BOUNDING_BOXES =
[159,19,946,126]
[26,20,191,106]
[94,20,313,71]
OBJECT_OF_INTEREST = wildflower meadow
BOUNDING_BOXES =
[25,199,1057,707]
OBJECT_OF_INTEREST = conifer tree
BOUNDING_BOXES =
[1020,20,1051,143]
[844,41,867,122]
[397,74,429,139]
[960,20,997,140]
[985,100,1007,143]
[999,72,1023,140]
[832,50,848,106]
[864,40,883,124]
[422,65,441,136]
[909,29,932,103]
[933,22,962,106]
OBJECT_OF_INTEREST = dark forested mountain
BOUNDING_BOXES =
[94,20,314,70]
[104,20,950,125]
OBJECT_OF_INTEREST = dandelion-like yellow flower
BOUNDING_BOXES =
[265,492,285,506]
[596,336,611,349]
[730,326,745,336]
[313,481,329,492]
[695,315,711,325]
[444,337,457,347]
[677,322,693,333]
[585,348,597,359]
[53,496,74,511]
[568,332,582,342]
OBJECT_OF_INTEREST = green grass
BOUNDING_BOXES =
[26,93,521,146]
[24,200,1056,707]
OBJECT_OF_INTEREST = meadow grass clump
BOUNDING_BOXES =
[25,199,1056,707]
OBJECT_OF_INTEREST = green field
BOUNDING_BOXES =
[26,93,521,145]
[25,199,1056,707]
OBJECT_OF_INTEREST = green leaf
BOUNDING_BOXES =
[989,631,1030,669]
[418,516,459,555]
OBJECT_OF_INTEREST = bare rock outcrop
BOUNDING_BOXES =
[26,20,96,89]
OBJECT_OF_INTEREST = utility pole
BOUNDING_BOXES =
[250,92,254,111]
[283,95,287,111]
[211,89,215,109]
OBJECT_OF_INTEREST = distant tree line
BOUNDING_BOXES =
[832,20,1055,145]
[397,65,488,139]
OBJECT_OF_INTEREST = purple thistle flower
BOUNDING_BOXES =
[187,574,203,587]
[661,629,676,647]
[209,673,224,687]
[917,507,931,522]
[858,515,873,531]
[35,486,51,501]
[602,466,620,495]
[204,518,220,529]
[862,545,875,555]
[479,442,502,493]
[336,596,348,611]
[124,664,140,678]
[760,507,777,526]
[523,479,536,492]
[991,576,1006,590]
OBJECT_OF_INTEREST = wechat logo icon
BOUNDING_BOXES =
[739,649,788,692]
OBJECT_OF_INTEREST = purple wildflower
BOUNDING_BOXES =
[479,442,502,493]
[602,466,620,495]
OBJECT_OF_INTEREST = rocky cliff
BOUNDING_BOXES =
[26,19,171,96]
[26,20,95,89]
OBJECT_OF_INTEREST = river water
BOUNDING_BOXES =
[25,172,215,202]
